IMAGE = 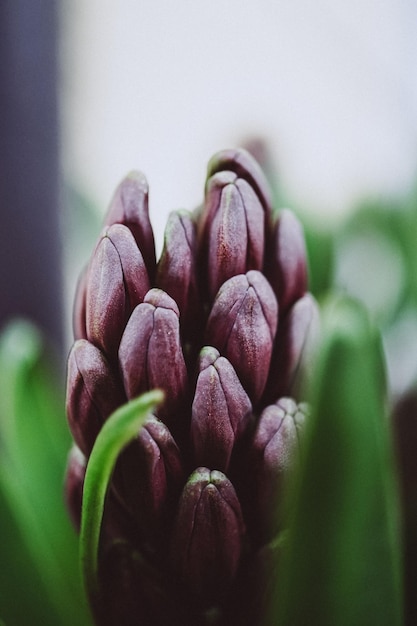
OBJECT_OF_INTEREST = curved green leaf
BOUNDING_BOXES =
[80,389,164,603]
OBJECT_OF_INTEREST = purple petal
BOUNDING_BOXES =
[251,398,308,538]
[72,265,88,340]
[104,170,156,279]
[206,147,273,215]
[66,339,125,455]
[64,445,86,532]
[266,292,320,401]
[156,210,200,336]
[206,270,278,404]
[265,209,308,313]
[86,224,150,357]
[191,347,252,472]
[170,467,245,600]
[118,288,187,426]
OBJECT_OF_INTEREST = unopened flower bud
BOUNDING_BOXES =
[156,210,199,336]
[191,347,252,472]
[201,172,265,299]
[251,398,307,538]
[206,270,278,404]
[265,209,308,314]
[104,171,156,279]
[170,467,245,601]
[266,292,320,401]
[118,289,187,425]
[117,415,184,533]
[86,224,150,357]
[206,147,273,215]
[66,339,125,455]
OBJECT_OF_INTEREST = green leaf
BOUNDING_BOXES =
[80,389,164,604]
[274,296,403,626]
[0,320,91,625]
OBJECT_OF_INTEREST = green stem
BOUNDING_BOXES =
[80,389,164,604]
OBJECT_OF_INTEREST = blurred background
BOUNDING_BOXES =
[2,0,417,354]
[1,2,417,623]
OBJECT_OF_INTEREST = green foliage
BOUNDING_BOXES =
[274,297,403,626]
[0,320,91,625]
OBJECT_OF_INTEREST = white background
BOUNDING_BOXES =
[61,1,417,246]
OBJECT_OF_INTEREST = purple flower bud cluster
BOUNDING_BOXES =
[65,149,318,625]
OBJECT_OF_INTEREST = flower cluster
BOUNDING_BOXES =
[65,148,319,625]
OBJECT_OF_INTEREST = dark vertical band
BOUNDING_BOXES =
[0,1,62,351]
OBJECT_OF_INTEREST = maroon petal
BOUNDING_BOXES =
[251,398,308,538]
[266,292,320,402]
[170,467,245,600]
[118,289,188,426]
[265,209,308,314]
[206,147,273,216]
[206,270,278,404]
[203,174,265,299]
[72,265,88,340]
[115,415,184,537]
[191,347,252,472]
[64,445,86,532]
[86,224,150,357]
[66,339,125,456]
[104,170,156,279]
[156,210,200,336]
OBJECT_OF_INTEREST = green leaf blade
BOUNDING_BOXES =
[80,389,164,604]
[275,297,403,626]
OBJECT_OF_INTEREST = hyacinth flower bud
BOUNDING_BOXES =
[170,467,245,601]
[201,171,265,299]
[206,270,278,404]
[65,148,317,625]
[206,147,273,216]
[117,415,184,533]
[104,170,156,279]
[66,339,126,456]
[64,445,86,532]
[251,398,307,539]
[73,265,88,340]
[86,223,150,357]
[191,347,252,473]
[156,210,199,338]
[118,288,187,425]
[265,209,308,315]
[265,292,320,402]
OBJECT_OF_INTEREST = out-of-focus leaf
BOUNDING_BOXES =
[302,218,335,300]
[0,320,91,625]
[336,197,417,326]
[274,296,402,626]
